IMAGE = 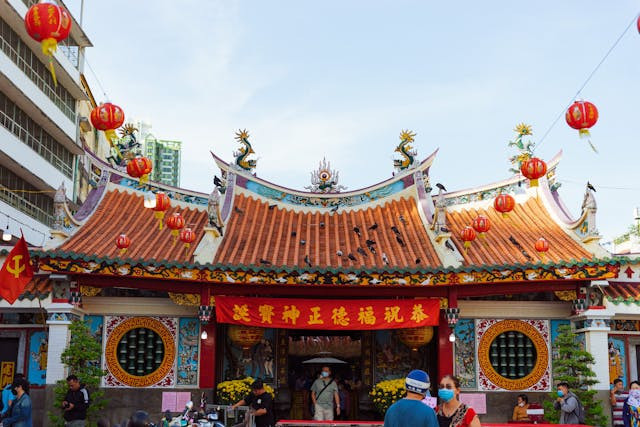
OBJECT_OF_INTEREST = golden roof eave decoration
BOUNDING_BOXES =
[80,285,102,297]
[168,292,200,306]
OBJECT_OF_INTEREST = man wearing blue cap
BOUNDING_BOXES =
[384,370,437,427]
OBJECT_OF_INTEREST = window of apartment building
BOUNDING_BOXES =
[0,92,74,177]
[0,167,54,226]
[0,18,76,121]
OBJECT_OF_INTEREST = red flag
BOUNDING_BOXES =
[0,236,34,304]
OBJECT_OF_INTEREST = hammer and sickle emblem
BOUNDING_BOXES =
[7,255,25,279]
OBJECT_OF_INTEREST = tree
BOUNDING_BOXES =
[48,319,107,426]
[543,324,606,426]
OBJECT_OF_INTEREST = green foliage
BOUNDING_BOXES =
[543,324,606,427]
[47,319,107,427]
[613,223,640,245]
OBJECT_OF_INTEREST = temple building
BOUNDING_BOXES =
[0,128,629,424]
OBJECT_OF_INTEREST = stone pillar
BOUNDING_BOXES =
[575,312,613,424]
[45,314,72,384]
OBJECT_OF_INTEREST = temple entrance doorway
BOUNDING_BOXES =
[288,331,363,420]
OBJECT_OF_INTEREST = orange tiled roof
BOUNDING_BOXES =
[213,193,440,269]
[60,189,208,262]
[605,282,640,303]
[447,197,592,265]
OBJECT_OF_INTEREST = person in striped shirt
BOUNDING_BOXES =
[611,378,628,426]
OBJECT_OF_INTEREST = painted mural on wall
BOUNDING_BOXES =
[223,328,276,384]
[476,319,551,391]
[454,319,476,389]
[609,336,627,387]
[177,318,199,386]
[27,331,47,386]
[374,330,429,384]
[102,316,177,388]
[85,315,104,368]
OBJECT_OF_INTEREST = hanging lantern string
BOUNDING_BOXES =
[559,179,640,192]
[84,56,109,100]
[533,12,640,154]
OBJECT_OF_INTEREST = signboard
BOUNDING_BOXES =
[216,296,439,330]
[161,392,192,412]
[1,361,15,388]
[460,393,487,414]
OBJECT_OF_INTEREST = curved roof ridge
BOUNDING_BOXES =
[211,149,438,199]
[85,147,208,198]
[441,151,562,201]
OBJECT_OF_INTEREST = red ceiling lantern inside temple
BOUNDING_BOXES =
[493,193,515,218]
[460,226,476,250]
[24,2,71,86]
[126,156,153,184]
[179,227,196,255]
[115,234,131,256]
[166,212,185,240]
[565,100,598,138]
[471,215,491,238]
[90,103,125,143]
[520,157,547,187]
[535,237,549,261]
[152,192,171,230]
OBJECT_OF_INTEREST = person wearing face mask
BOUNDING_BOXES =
[384,370,437,427]
[511,394,529,422]
[310,366,340,421]
[623,380,640,427]
[553,382,583,424]
[2,378,31,427]
[436,375,480,427]
[1,374,24,419]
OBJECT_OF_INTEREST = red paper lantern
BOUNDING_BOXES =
[535,237,549,254]
[637,15,640,34]
[471,215,491,238]
[115,234,131,256]
[126,156,153,184]
[460,226,476,249]
[228,326,264,350]
[90,103,125,143]
[565,100,598,138]
[179,227,196,255]
[520,157,547,187]
[166,212,185,240]
[24,2,71,86]
[152,192,171,230]
[494,194,515,218]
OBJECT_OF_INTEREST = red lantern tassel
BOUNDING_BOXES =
[119,248,127,257]
[140,174,149,185]
[529,178,539,187]
[463,241,471,250]
[184,243,190,257]
[578,129,590,138]
[171,230,179,243]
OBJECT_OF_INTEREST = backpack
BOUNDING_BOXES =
[570,392,586,424]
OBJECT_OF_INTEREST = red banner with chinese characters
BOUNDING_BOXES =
[215,296,439,330]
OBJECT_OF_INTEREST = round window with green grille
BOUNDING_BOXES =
[488,331,537,380]
[116,328,165,376]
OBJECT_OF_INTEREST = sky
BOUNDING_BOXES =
[71,1,640,243]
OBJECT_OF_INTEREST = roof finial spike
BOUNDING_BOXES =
[305,158,346,193]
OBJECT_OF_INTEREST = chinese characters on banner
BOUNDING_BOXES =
[215,296,440,330]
